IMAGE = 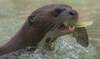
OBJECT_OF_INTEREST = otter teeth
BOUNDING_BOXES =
[69,26,71,29]
[69,26,75,29]
[73,26,75,28]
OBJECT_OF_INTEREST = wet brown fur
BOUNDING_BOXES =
[0,4,78,56]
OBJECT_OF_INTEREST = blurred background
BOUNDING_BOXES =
[0,0,100,59]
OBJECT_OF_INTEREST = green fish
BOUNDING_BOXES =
[73,27,88,47]
[64,21,93,47]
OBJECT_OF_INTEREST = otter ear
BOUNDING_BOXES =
[28,15,35,22]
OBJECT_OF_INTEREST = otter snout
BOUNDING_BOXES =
[63,9,78,18]
[69,10,78,16]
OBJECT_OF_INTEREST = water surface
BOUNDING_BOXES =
[0,0,100,59]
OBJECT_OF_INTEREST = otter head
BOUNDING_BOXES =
[28,4,88,47]
[28,4,78,34]
[50,4,78,34]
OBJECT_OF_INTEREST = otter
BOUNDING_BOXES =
[0,4,88,56]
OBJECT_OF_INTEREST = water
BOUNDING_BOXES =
[17,36,97,59]
[0,0,100,59]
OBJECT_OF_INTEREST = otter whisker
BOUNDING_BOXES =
[51,17,66,30]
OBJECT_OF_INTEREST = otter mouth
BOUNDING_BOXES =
[58,24,75,34]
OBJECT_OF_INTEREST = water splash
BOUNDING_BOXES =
[18,35,97,59]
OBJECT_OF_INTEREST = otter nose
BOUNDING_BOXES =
[69,10,77,15]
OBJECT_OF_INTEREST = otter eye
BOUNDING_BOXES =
[53,8,65,17]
